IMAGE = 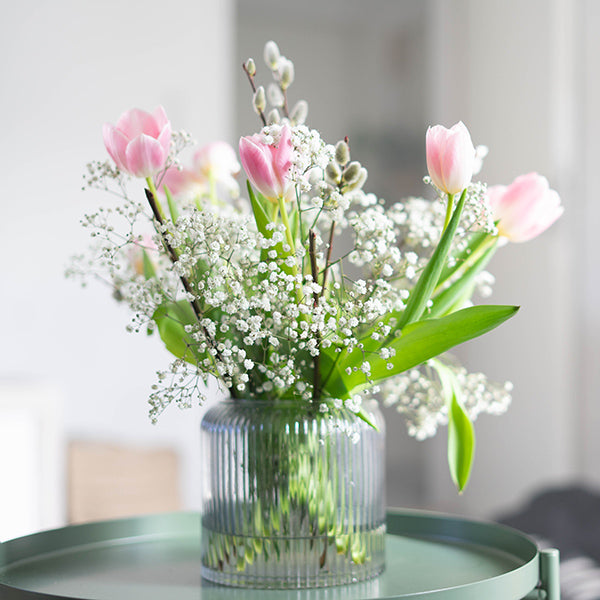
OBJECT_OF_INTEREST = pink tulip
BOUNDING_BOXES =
[487,173,563,243]
[239,125,293,200]
[426,121,476,195]
[103,106,171,178]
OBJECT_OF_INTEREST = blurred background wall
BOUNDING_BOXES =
[0,0,597,538]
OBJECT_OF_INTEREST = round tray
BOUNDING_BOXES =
[0,510,540,600]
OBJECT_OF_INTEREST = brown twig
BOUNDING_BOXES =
[145,188,239,398]
[308,230,321,402]
[320,222,336,295]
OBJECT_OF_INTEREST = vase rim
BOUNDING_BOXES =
[223,397,318,406]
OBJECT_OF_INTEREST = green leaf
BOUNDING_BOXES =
[152,300,198,364]
[321,304,519,399]
[399,189,467,328]
[142,249,156,280]
[434,360,475,492]
[428,242,497,318]
[448,393,475,492]
[163,185,180,223]
[247,181,278,239]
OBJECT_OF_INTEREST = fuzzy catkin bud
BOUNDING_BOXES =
[290,100,308,125]
[264,41,280,70]
[279,59,295,90]
[267,109,281,125]
[342,161,361,185]
[244,58,256,76]
[325,161,342,185]
[345,167,368,191]
[253,86,266,114]
[335,141,350,165]
[267,83,285,108]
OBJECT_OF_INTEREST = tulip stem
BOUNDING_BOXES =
[277,195,304,305]
[208,171,218,206]
[278,195,296,256]
[442,193,455,232]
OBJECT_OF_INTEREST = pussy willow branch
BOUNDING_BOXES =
[320,222,336,295]
[144,187,239,399]
[242,63,267,127]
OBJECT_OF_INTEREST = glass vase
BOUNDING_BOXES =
[200,398,386,589]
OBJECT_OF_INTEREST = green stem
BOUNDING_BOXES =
[278,195,304,305]
[278,195,296,255]
[442,193,454,232]
[208,171,218,206]
[433,235,498,296]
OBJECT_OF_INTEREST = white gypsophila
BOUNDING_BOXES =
[381,358,512,440]
[348,204,404,279]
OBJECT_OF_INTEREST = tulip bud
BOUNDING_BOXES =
[264,41,280,70]
[426,121,475,195]
[335,141,350,166]
[290,100,308,125]
[103,106,171,178]
[279,59,295,90]
[342,161,361,185]
[345,167,368,191]
[487,173,563,242]
[244,58,256,76]
[267,83,285,108]
[267,109,281,125]
[325,161,342,185]
[253,86,266,114]
[239,125,294,201]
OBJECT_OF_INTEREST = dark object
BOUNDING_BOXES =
[498,484,600,561]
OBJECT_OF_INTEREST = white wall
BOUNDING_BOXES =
[0,0,235,523]
[425,0,580,517]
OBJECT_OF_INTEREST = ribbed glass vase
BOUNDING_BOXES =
[200,398,386,589]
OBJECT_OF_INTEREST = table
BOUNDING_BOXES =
[0,510,559,599]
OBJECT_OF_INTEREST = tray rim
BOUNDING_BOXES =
[0,509,540,600]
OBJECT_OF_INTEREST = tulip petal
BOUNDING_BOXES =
[195,142,240,178]
[125,134,168,178]
[152,106,170,130]
[117,108,161,139]
[239,136,278,199]
[102,123,129,172]
[157,122,173,156]
[161,166,202,198]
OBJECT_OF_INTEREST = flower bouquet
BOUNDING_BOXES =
[69,40,563,588]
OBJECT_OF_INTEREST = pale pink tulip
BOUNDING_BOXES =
[128,235,157,276]
[103,106,171,178]
[239,125,293,200]
[426,121,476,195]
[487,173,563,243]
[194,141,240,180]
[161,141,240,200]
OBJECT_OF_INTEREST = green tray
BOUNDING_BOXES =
[0,510,558,600]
